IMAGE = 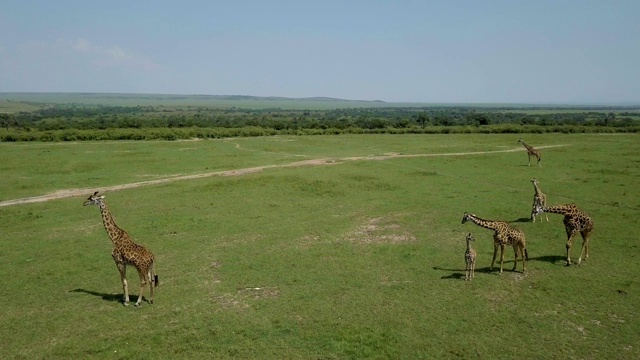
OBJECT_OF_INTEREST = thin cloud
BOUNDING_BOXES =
[65,38,161,71]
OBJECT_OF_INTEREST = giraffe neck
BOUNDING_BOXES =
[467,214,501,231]
[521,141,533,151]
[542,204,574,215]
[533,182,543,195]
[98,201,127,244]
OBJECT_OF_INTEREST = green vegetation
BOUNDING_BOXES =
[1,93,639,142]
[1,134,639,358]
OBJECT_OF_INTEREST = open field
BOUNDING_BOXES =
[0,99,47,114]
[1,134,639,358]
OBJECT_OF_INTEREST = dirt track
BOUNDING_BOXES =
[0,145,566,207]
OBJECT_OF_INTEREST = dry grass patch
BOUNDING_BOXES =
[213,287,280,311]
[344,214,417,244]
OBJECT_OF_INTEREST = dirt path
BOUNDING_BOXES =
[0,144,566,207]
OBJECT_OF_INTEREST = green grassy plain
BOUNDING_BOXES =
[1,134,639,359]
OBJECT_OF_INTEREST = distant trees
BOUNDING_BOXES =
[1,103,638,141]
[0,113,17,130]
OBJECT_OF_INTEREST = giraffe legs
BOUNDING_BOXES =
[531,208,547,222]
[471,259,475,279]
[498,244,506,273]
[565,228,577,266]
[577,231,591,264]
[135,267,155,306]
[491,242,499,272]
[512,245,526,272]
[148,270,155,304]
[135,272,145,307]
[465,259,476,281]
[490,241,507,273]
[116,263,130,305]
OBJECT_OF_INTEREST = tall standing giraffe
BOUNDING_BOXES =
[533,203,593,266]
[461,212,528,273]
[464,233,477,281]
[83,191,159,306]
[530,178,548,222]
[518,139,541,167]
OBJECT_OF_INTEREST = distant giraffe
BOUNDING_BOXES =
[530,178,548,222]
[518,139,541,166]
[461,212,528,273]
[83,191,158,306]
[464,233,477,281]
[533,203,593,266]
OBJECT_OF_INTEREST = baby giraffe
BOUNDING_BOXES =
[464,233,477,281]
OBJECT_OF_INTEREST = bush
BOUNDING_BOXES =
[1,124,638,142]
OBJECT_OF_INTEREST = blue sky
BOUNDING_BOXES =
[1,0,638,103]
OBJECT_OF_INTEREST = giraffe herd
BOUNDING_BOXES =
[82,138,594,304]
[462,139,594,280]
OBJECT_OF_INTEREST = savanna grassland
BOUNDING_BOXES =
[1,133,639,359]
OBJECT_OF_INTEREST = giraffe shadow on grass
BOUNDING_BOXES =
[509,217,533,223]
[527,255,567,265]
[69,288,141,304]
[433,266,502,279]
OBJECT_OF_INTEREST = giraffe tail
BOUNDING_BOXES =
[152,260,159,287]
[524,248,529,260]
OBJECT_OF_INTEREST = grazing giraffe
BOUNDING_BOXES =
[530,178,548,222]
[518,139,541,167]
[461,212,528,273]
[533,203,593,266]
[83,191,158,306]
[464,233,477,281]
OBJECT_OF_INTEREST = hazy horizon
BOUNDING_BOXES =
[2,91,640,107]
[1,1,639,104]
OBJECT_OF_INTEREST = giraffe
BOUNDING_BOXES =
[530,178,548,222]
[533,203,593,266]
[83,191,158,306]
[464,233,477,281]
[461,212,528,273]
[518,139,541,167]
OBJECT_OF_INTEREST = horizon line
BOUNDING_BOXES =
[1,91,639,107]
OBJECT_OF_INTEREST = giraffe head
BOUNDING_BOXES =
[83,191,105,206]
[518,139,524,144]
[531,178,539,186]
[466,233,475,243]
[461,212,473,224]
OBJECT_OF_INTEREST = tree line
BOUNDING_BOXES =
[1,104,639,141]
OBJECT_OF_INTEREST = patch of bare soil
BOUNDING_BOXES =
[344,214,417,244]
